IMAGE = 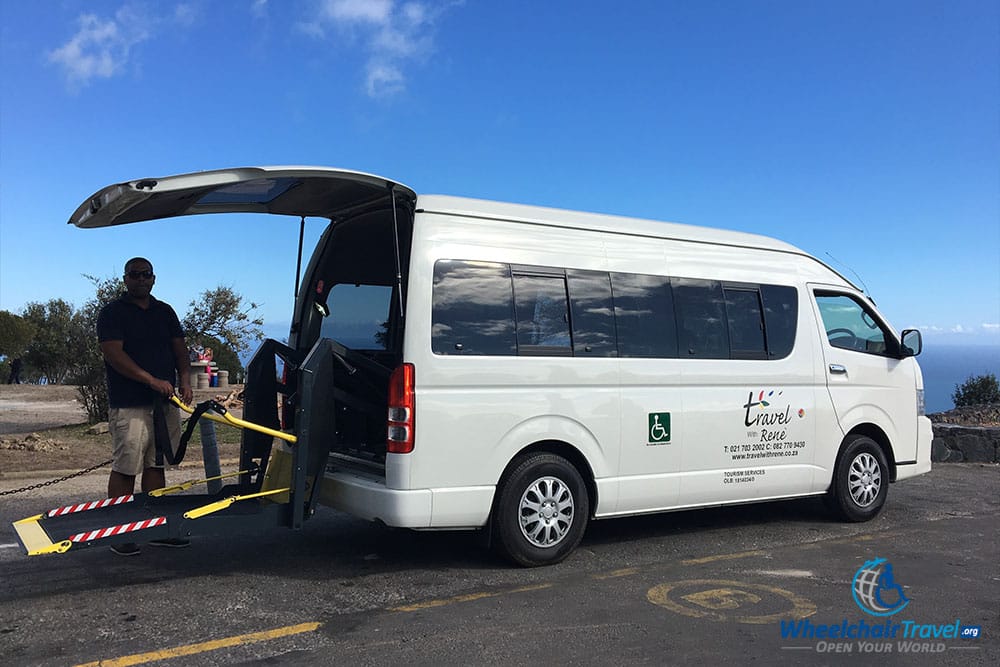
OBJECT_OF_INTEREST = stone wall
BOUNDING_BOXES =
[931,423,1000,463]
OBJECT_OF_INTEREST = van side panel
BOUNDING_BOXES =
[403,213,622,520]
[606,237,825,510]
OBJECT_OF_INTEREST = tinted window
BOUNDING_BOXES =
[513,274,571,352]
[611,273,678,358]
[673,278,729,358]
[567,270,617,357]
[761,285,797,358]
[432,260,516,355]
[725,287,766,358]
[815,293,891,356]
[321,284,392,349]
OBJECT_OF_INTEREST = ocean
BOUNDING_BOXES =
[917,343,1000,414]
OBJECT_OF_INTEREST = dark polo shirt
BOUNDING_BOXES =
[97,295,184,407]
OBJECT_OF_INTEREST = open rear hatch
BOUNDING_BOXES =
[70,166,415,229]
[12,167,416,556]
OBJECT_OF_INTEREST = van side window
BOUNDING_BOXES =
[513,273,572,354]
[567,270,617,356]
[432,260,516,355]
[610,273,678,358]
[724,286,766,359]
[673,278,729,358]
[761,285,797,359]
[815,293,891,356]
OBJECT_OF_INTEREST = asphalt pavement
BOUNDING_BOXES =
[0,463,997,666]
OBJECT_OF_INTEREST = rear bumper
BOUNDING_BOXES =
[318,471,493,529]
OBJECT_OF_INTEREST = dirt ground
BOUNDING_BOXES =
[0,384,244,476]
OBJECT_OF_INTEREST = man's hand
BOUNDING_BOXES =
[148,377,175,398]
[178,383,193,406]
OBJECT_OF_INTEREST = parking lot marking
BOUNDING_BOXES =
[592,567,639,580]
[391,583,553,612]
[681,549,766,565]
[647,579,816,624]
[73,621,321,667]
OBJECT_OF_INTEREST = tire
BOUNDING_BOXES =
[827,435,889,522]
[493,453,590,567]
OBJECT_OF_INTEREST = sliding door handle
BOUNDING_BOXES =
[829,364,847,374]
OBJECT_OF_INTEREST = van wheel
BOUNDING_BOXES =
[493,453,589,567]
[827,435,889,522]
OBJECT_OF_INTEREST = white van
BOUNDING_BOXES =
[71,166,931,566]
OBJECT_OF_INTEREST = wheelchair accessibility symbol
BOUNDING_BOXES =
[648,412,671,445]
[647,579,815,624]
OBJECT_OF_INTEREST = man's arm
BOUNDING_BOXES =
[171,337,193,405]
[100,340,175,398]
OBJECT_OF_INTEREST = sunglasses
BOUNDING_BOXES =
[125,270,154,280]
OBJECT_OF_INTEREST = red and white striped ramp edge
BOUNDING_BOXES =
[47,494,134,518]
[70,516,167,543]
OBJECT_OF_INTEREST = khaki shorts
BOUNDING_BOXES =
[109,405,181,476]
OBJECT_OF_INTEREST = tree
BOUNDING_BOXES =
[952,372,1000,408]
[20,299,88,383]
[73,275,124,422]
[182,286,264,356]
[0,310,35,358]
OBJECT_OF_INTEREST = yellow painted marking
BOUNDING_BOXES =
[392,583,553,612]
[682,588,762,611]
[647,579,815,624]
[74,621,321,667]
[592,567,639,580]
[681,549,767,565]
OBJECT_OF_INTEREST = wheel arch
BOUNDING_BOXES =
[495,440,598,518]
[839,424,897,483]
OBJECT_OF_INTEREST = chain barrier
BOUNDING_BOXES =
[0,459,112,497]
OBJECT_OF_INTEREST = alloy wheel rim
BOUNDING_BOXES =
[519,476,574,548]
[848,452,882,507]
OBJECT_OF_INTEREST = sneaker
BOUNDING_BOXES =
[110,542,141,556]
[148,538,190,548]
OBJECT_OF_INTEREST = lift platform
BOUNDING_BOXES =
[11,338,335,557]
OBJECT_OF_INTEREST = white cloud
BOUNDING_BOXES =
[366,62,405,96]
[307,0,455,98]
[323,0,393,24]
[916,323,1000,339]
[48,8,151,88]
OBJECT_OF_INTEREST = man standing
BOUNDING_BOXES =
[97,257,193,555]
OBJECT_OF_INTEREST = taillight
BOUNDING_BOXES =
[387,363,415,454]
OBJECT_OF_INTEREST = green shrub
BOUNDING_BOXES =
[952,372,1000,407]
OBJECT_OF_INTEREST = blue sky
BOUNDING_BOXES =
[1,0,998,348]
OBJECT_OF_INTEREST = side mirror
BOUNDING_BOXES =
[900,329,922,358]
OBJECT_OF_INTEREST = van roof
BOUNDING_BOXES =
[415,194,806,256]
